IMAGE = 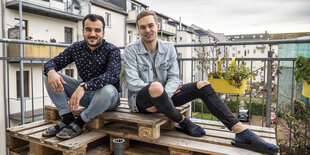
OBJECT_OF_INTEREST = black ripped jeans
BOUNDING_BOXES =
[136,82,239,130]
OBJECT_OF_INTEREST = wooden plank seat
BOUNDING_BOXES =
[44,98,191,140]
[98,120,277,155]
[6,120,111,155]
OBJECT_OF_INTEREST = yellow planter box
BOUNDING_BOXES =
[302,80,310,98]
[209,78,246,95]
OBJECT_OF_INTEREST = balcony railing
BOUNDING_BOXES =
[8,43,66,58]
[160,23,176,36]
[1,37,310,154]
[6,0,90,21]
[127,10,138,23]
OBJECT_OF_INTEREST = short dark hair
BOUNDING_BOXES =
[83,14,105,31]
[136,10,158,25]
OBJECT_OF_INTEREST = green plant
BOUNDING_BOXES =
[196,38,256,88]
[278,99,310,154]
[295,55,310,84]
[207,58,256,88]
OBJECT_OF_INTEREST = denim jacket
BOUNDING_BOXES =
[123,39,180,112]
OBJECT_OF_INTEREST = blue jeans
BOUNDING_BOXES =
[44,73,120,122]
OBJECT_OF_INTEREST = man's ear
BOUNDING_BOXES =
[102,31,105,38]
[157,23,160,30]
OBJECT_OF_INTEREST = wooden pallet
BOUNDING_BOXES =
[6,120,111,155]
[44,98,191,140]
[97,119,278,155]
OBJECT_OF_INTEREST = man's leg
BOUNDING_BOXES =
[195,81,279,153]
[136,82,205,137]
[43,73,80,137]
[56,84,120,139]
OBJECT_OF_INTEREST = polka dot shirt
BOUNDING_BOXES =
[44,39,121,92]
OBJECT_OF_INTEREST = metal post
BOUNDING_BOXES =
[19,0,25,125]
[249,61,253,125]
[289,60,295,154]
[42,62,45,119]
[88,2,92,14]
[266,44,273,127]
[262,61,266,127]
[31,61,34,122]
[191,59,193,118]
[7,60,10,127]
[1,0,7,128]
[275,60,280,140]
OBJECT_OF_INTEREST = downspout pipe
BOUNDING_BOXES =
[19,0,25,125]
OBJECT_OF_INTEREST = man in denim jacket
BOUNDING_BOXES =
[123,10,278,154]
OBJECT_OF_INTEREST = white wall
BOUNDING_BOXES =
[5,10,79,43]
[92,5,126,47]
[127,24,138,44]
[177,31,199,84]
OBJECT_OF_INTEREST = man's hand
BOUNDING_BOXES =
[68,86,85,111]
[173,84,182,96]
[146,106,158,112]
[47,70,67,93]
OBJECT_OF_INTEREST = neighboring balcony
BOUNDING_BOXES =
[6,0,90,21]
[159,23,176,36]
[126,10,138,24]
[7,43,66,58]
[126,10,176,36]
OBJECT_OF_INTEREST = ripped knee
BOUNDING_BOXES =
[149,82,164,97]
[196,81,210,89]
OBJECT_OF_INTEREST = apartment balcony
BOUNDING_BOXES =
[159,23,176,36]
[6,0,89,21]
[7,43,66,59]
[126,10,138,24]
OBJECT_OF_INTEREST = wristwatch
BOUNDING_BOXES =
[80,82,87,91]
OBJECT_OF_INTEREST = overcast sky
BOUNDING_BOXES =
[138,0,310,35]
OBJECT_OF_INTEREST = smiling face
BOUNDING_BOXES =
[137,15,160,44]
[82,19,105,50]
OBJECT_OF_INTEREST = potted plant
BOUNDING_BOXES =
[295,55,310,98]
[197,41,255,95]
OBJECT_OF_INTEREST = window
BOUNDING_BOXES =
[16,71,29,98]
[64,27,73,44]
[253,49,256,54]
[232,53,236,57]
[244,50,246,56]
[65,69,74,77]
[9,19,28,39]
[105,13,111,27]
[238,51,240,54]
[127,31,132,44]
[261,50,265,54]
[247,50,250,54]
[243,45,245,48]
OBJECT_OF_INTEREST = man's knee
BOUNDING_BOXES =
[97,85,118,98]
[196,81,210,89]
[149,82,164,98]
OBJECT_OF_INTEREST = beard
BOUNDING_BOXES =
[85,36,102,47]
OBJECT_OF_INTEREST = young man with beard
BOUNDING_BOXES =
[42,14,121,139]
[123,10,279,154]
